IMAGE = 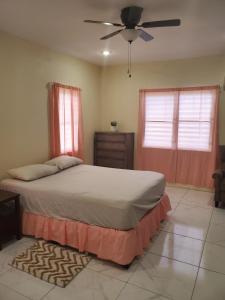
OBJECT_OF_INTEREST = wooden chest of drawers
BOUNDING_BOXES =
[94,132,134,169]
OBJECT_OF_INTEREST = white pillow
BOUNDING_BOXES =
[45,155,83,170]
[8,164,58,181]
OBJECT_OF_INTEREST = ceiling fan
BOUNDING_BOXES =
[84,6,181,43]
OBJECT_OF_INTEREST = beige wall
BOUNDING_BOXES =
[1,30,225,179]
[0,31,101,178]
[100,56,225,148]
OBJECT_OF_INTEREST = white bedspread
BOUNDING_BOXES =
[0,165,165,230]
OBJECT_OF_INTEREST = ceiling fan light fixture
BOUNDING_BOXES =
[121,29,138,42]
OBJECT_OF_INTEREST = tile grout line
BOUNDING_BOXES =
[178,203,213,210]
[83,265,133,284]
[161,190,214,241]
[40,285,55,300]
[115,280,172,300]
[148,244,225,277]
[146,250,201,269]
[0,281,32,300]
[203,240,225,247]
[115,282,128,300]
[166,188,192,216]
[88,262,139,300]
[170,187,213,210]
[0,266,13,278]
[178,188,190,202]
[167,184,212,193]
[198,265,225,277]
[126,280,171,300]
[162,191,184,220]
[190,200,214,300]
[160,228,207,241]
[171,200,179,212]
[121,263,140,294]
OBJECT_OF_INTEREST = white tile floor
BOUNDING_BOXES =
[1,186,225,300]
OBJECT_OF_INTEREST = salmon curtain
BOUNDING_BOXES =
[136,86,219,188]
[49,83,84,159]
[136,90,176,181]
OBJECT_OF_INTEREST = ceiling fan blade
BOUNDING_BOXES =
[137,29,154,42]
[140,19,181,28]
[84,20,123,27]
[100,29,123,40]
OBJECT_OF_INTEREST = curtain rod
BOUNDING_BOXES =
[46,82,81,91]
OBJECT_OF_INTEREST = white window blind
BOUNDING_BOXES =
[142,89,215,152]
[178,91,214,151]
[59,89,79,153]
[143,93,176,149]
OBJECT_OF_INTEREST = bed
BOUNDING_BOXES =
[0,164,171,265]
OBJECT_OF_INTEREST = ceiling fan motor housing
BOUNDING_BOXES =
[121,6,143,29]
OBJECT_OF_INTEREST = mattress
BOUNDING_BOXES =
[0,164,165,230]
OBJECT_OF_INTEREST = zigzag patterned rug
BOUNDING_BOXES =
[11,240,91,288]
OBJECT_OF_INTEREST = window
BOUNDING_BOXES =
[143,88,216,152]
[138,86,219,188]
[50,83,83,158]
[59,88,79,154]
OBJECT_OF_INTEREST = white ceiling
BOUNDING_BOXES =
[0,0,225,65]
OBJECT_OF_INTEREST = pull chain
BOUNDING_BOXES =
[127,41,132,78]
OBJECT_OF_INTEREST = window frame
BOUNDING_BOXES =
[141,86,217,152]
